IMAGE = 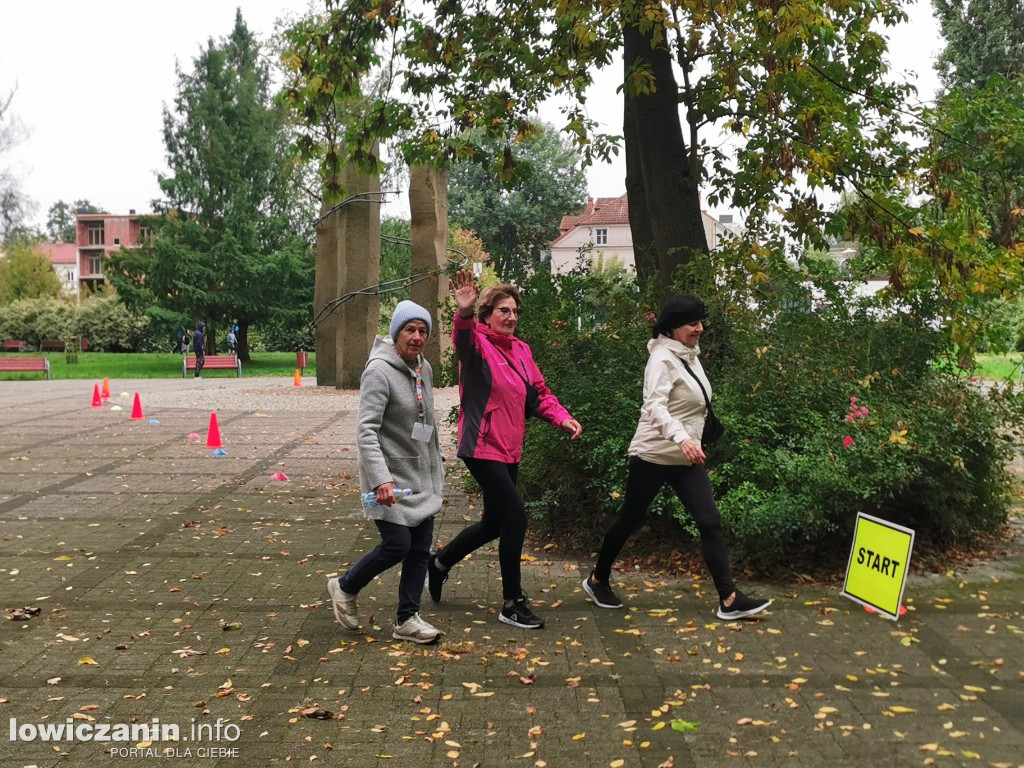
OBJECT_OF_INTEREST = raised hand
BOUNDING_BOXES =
[449,269,478,318]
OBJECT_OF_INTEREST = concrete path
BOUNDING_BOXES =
[1,379,1021,767]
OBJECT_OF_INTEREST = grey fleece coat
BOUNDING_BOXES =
[357,336,444,526]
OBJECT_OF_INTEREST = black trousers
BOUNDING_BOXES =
[194,352,205,378]
[340,517,434,622]
[436,457,525,601]
[595,455,736,600]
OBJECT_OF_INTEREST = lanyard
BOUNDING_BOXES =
[412,365,426,420]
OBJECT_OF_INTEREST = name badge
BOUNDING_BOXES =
[411,422,434,442]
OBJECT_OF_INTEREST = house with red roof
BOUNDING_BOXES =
[548,194,742,275]
[37,243,79,296]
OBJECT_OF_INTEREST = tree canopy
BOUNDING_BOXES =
[107,10,314,360]
[933,0,1024,90]
[283,0,917,292]
[0,242,62,303]
[1,87,33,245]
[447,122,587,279]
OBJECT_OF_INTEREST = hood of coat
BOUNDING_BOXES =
[477,319,519,352]
[647,335,699,364]
[367,335,419,371]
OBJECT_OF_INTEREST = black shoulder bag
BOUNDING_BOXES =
[495,346,543,419]
[679,359,725,445]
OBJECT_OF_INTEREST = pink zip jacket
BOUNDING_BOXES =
[453,312,572,463]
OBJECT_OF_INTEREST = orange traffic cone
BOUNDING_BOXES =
[206,413,223,449]
[90,384,102,408]
[101,377,111,400]
[129,392,144,420]
[294,369,301,387]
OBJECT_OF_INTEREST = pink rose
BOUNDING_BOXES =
[842,436,855,449]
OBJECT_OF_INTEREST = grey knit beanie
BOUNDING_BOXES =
[389,300,432,341]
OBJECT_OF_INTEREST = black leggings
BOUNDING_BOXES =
[595,456,735,600]
[436,458,525,601]
[340,518,434,622]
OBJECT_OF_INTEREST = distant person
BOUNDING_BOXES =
[180,330,190,355]
[175,327,184,353]
[193,322,205,379]
[227,329,237,353]
[582,295,772,621]
[427,269,582,630]
[327,301,445,644]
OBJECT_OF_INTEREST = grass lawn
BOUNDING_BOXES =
[973,353,1024,383]
[0,351,315,381]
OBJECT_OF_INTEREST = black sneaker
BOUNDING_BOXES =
[582,572,623,609]
[426,555,448,604]
[717,590,772,620]
[499,595,544,629]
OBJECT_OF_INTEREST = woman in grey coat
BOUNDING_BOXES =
[327,301,445,644]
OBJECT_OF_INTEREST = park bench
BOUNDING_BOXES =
[0,357,51,379]
[182,355,241,378]
[3,340,27,352]
[39,339,65,352]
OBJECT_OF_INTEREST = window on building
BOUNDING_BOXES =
[595,228,608,245]
[139,226,153,243]
[87,222,105,246]
[88,255,102,275]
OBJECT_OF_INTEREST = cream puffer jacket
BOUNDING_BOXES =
[627,336,711,466]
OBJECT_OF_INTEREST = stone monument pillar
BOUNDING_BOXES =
[313,178,343,387]
[408,165,450,370]
[336,162,382,390]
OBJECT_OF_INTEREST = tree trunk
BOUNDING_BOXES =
[622,17,709,296]
[624,85,657,283]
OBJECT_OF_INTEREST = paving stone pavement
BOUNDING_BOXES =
[1,378,1022,768]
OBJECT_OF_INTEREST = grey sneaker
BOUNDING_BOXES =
[392,613,440,644]
[327,577,359,630]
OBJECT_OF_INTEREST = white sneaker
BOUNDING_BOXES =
[327,577,359,630]
[392,613,440,644]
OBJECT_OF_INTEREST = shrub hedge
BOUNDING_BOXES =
[509,268,1022,572]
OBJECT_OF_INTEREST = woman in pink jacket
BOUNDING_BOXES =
[427,269,582,629]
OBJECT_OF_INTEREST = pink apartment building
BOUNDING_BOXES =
[76,211,152,292]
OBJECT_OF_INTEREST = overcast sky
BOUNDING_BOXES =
[2,1,942,233]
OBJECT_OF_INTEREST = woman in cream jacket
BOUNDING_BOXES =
[582,295,772,621]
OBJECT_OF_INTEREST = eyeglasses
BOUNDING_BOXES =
[494,307,523,318]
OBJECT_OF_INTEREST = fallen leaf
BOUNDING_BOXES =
[670,719,700,733]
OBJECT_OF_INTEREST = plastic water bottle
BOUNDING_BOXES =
[361,488,414,508]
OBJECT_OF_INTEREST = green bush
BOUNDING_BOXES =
[0,297,77,347]
[75,296,150,352]
[511,267,1022,572]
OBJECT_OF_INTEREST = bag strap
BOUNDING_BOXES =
[678,358,712,413]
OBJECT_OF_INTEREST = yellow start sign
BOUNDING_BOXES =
[841,513,915,621]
